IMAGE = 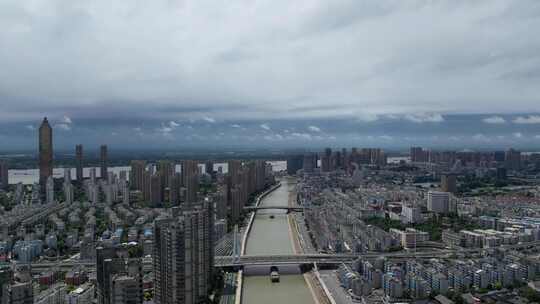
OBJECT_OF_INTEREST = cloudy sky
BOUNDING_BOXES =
[1,0,540,150]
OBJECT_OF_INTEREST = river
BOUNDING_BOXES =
[242,178,314,304]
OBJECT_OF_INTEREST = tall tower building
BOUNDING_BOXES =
[182,160,199,204]
[76,144,83,183]
[96,247,143,304]
[100,145,108,181]
[39,117,53,193]
[153,202,214,304]
[441,173,457,194]
[0,160,8,191]
[130,160,146,191]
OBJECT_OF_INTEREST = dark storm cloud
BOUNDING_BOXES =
[2,1,540,149]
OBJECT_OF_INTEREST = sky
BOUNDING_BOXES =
[1,0,540,150]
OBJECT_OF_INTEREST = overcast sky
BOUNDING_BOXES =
[1,0,540,150]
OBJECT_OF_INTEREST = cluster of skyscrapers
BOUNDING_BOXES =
[287,147,387,175]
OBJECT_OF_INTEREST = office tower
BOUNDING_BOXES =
[96,247,143,304]
[153,202,214,304]
[441,173,457,194]
[427,191,450,214]
[39,117,53,193]
[286,155,303,175]
[505,148,521,171]
[182,160,199,203]
[100,145,108,181]
[205,160,214,175]
[302,153,316,173]
[0,160,8,190]
[130,160,146,191]
[76,144,83,183]
[46,176,54,204]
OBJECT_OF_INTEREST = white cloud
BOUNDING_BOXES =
[472,133,490,142]
[379,135,393,140]
[482,116,506,124]
[535,135,540,139]
[168,121,180,127]
[291,132,312,140]
[308,125,322,132]
[231,124,241,128]
[513,132,523,138]
[25,125,35,130]
[202,116,216,123]
[513,115,540,124]
[403,113,444,123]
[62,115,73,124]
[260,123,271,131]
[56,123,71,131]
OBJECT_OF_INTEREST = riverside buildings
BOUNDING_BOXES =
[153,202,214,304]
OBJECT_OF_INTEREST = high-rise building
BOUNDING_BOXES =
[427,191,450,214]
[168,173,182,205]
[255,160,266,191]
[157,160,173,194]
[182,160,199,204]
[96,247,143,304]
[302,153,316,173]
[46,176,54,204]
[130,160,146,191]
[410,146,428,163]
[64,168,74,204]
[100,145,108,181]
[76,144,83,183]
[39,117,53,194]
[505,148,521,171]
[321,148,332,172]
[0,160,8,191]
[153,202,214,304]
[441,173,457,194]
[150,173,163,207]
[205,160,214,175]
[286,155,303,175]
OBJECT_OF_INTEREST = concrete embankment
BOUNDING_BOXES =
[234,182,281,304]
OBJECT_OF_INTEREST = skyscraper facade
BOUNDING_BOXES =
[130,160,146,191]
[182,160,199,204]
[100,145,108,181]
[76,144,83,183]
[39,117,53,193]
[153,202,214,304]
[0,160,8,191]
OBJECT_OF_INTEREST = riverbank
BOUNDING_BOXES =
[241,178,314,304]
[287,178,332,304]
